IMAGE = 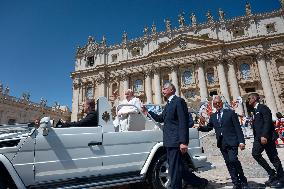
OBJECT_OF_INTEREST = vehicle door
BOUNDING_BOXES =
[100,104,163,175]
[34,125,103,183]
[101,130,162,175]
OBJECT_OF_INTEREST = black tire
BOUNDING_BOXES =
[148,153,169,189]
[0,179,6,189]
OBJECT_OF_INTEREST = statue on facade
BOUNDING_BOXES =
[0,82,3,93]
[4,86,9,95]
[101,35,106,46]
[40,97,47,107]
[151,22,157,35]
[143,26,149,36]
[21,92,30,101]
[87,36,94,45]
[164,18,171,32]
[207,10,213,23]
[54,101,60,109]
[122,31,127,43]
[245,2,252,16]
[190,13,197,27]
[219,8,225,22]
[178,12,186,28]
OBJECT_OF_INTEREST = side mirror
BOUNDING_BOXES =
[42,127,49,136]
[39,117,52,136]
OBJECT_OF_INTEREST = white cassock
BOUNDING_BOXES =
[113,97,142,131]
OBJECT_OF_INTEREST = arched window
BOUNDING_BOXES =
[86,87,93,99]
[134,79,143,92]
[240,63,251,80]
[206,69,215,84]
[182,71,193,85]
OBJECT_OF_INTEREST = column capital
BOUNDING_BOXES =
[226,57,236,65]
[196,59,206,65]
[143,70,152,78]
[118,73,129,81]
[256,51,271,60]
[152,67,160,75]
[169,65,178,72]
[216,56,226,63]
[95,77,106,84]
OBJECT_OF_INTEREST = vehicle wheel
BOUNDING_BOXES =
[149,153,170,189]
[0,179,6,189]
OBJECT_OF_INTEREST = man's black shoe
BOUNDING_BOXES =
[232,183,242,189]
[265,175,277,186]
[241,182,249,189]
[198,178,208,189]
[270,180,284,188]
[183,178,209,189]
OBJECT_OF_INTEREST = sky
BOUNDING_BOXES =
[0,0,281,109]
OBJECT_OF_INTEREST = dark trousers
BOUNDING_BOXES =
[166,147,205,189]
[220,145,247,185]
[252,139,284,179]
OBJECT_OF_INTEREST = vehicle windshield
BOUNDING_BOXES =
[0,124,34,140]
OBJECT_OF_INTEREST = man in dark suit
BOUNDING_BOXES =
[248,93,284,188]
[142,83,208,189]
[197,96,247,189]
[60,99,98,127]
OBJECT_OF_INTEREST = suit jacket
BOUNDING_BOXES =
[188,113,194,128]
[63,110,98,127]
[149,96,189,147]
[253,104,277,141]
[199,109,245,148]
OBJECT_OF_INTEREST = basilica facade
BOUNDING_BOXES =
[71,2,284,121]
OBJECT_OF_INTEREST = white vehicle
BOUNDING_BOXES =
[0,97,211,189]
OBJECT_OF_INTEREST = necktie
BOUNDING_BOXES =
[217,111,222,127]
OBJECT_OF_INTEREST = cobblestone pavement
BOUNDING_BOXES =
[188,131,284,189]
[109,130,284,189]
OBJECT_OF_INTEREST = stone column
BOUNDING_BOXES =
[266,57,282,113]
[227,59,244,114]
[145,72,153,103]
[256,53,277,115]
[170,66,180,96]
[197,61,208,102]
[71,84,79,121]
[153,69,162,104]
[217,59,230,102]
[123,75,129,92]
[97,78,106,97]
[82,84,86,102]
